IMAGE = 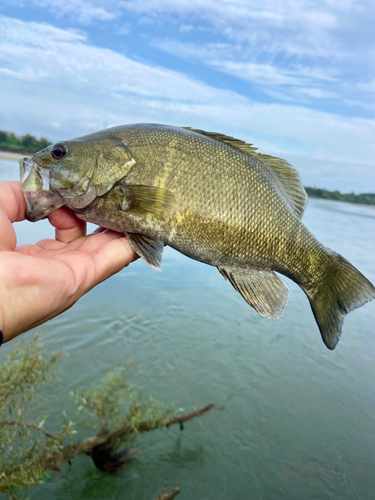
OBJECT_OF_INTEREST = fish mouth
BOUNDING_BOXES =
[22,189,65,222]
[19,157,65,221]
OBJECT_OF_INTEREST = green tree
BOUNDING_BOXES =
[304,186,375,206]
[0,131,52,154]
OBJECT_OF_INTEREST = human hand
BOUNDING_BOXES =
[0,181,138,343]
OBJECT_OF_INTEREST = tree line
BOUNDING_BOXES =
[0,130,51,154]
[304,187,375,207]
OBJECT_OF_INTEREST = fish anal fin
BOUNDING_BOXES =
[218,267,290,319]
[126,233,164,270]
[119,184,184,219]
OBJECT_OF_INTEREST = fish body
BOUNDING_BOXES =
[20,123,375,349]
[78,126,324,281]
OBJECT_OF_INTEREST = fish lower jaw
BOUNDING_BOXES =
[23,190,65,221]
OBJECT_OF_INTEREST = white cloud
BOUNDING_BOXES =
[0,16,242,103]
[120,0,356,57]
[4,0,374,111]
[152,39,338,86]
[9,0,372,60]
[151,38,344,105]
[123,0,375,109]
[116,24,131,35]
[0,15,374,192]
[179,25,193,33]
[358,80,375,93]
[32,0,118,23]
[296,88,338,99]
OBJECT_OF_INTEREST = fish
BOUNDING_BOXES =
[19,123,375,350]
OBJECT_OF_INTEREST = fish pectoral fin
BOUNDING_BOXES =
[218,267,290,319]
[126,233,164,271]
[119,184,184,219]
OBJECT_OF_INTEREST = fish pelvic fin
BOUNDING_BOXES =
[218,267,290,319]
[126,233,164,270]
[305,252,375,350]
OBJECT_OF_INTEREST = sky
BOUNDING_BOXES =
[0,0,374,192]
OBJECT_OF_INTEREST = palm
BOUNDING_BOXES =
[0,181,137,342]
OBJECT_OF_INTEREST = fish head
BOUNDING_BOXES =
[20,132,136,221]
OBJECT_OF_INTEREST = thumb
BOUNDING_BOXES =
[0,181,26,223]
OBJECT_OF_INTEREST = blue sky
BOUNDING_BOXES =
[0,0,374,192]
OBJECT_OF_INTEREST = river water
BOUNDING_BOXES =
[1,159,375,500]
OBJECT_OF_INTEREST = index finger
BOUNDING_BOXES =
[0,181,27,223]
[48,207,87,243]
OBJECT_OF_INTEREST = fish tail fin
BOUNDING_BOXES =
[305,252,375,350]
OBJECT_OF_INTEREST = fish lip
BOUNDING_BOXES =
[19,156,48,189]
[31,154,47,170]
[19,157,65,221]
[19,156,33,184]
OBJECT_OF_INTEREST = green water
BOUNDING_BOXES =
[1,160,375,499]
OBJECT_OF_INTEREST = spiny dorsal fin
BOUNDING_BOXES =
[184,127,258,154]
[184,127,308,219]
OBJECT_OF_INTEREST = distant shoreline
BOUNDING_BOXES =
[308,195,375,210]
[304,186,375,208]
[0,150,28,161]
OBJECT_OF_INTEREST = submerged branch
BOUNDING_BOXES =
[0,420,55,439]
[43,403,215,471]
[157,486,181,500]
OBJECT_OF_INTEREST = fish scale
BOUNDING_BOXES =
[112,126,301,270]
[20,123,375,349]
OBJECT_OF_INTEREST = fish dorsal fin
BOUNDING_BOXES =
[184,127,308,219]
[255,154,308,219]
[184,127,258,154]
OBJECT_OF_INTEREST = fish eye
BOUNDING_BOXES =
[51,143,68,160]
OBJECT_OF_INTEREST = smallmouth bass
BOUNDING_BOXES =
[20,124,375,349]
